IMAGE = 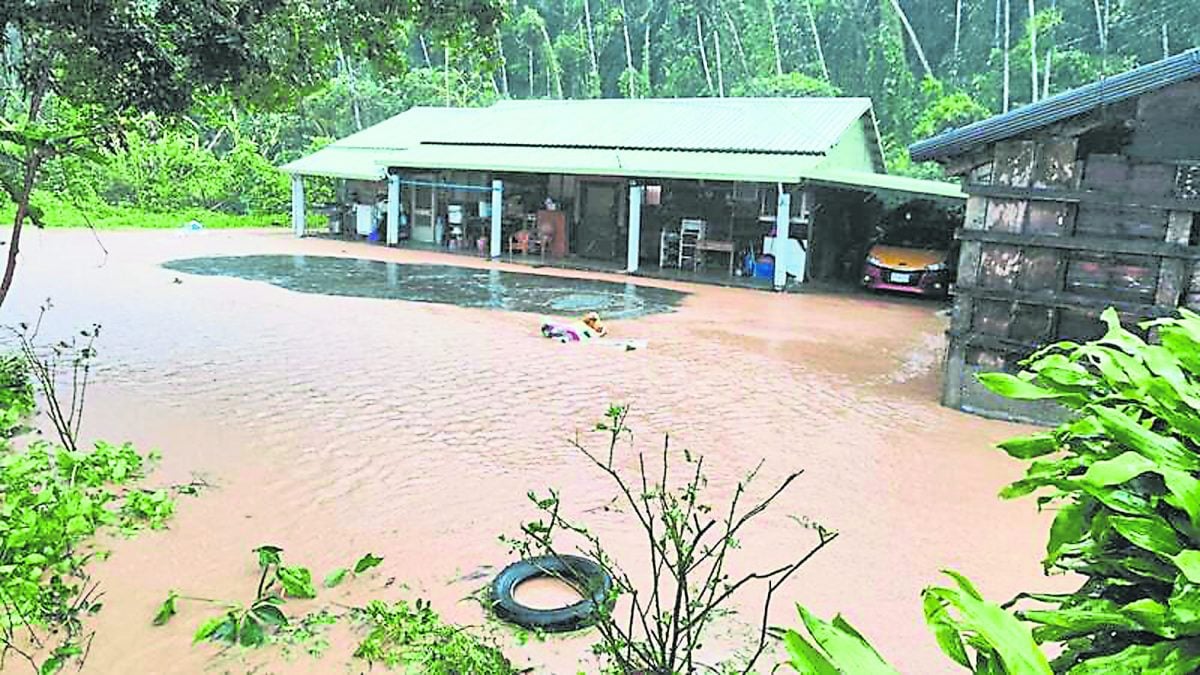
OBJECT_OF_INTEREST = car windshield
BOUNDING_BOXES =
[879,227,949,249]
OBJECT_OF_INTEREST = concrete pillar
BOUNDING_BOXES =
[490,179,503,259]
[387,174,401,246]
[291,175,306,237]
[773,186,791,291]
[627,182,643,273]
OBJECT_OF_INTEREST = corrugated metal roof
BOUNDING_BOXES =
[799,168,965,199]
[280,147,387,181]
[910,49,1200,162]
[373,145,825,183]
[418,98,873,154]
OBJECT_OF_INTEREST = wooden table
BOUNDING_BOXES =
[696,239,736,276]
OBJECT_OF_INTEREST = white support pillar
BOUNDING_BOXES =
[773,186,791,291]
[627,182,643,273]
[387,174,401,246]
[290,174,306,237]
[490,179,503,259]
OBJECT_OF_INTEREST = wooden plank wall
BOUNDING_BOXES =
[943,136,1200,423]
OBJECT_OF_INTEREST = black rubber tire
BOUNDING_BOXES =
[490,555,613,633]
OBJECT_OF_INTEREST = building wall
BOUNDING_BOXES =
[824,118,879,173]
[942,81,1200,424]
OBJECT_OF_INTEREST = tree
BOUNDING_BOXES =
[0,0,503,308]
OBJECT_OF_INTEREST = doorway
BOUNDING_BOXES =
[409,174,436,243]
[577,182,620,260]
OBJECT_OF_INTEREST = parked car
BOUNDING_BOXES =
[862,225,954,297]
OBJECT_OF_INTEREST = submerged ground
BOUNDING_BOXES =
[2,229,1055,673]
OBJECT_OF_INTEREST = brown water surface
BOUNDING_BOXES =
[0,229,1065,674]
[512,577,585,611]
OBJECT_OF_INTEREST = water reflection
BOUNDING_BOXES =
[164,255,687,319]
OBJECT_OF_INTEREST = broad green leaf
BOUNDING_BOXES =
[354,553,384,574]
[1172,551,1200,584]
[250,603,288,628]
[1046,501,1089,568]
[277,565,317,599]
[796,605,901,675]
[1111,516,1182,557]
[1065,639,1200,675]
[193,614,229,644]
[978,373,1064,400]
[782,629,840,675]
[238,614,266,647]
[1091,406,1197,471]
[324,568,349,588]
[254,545,283,567]
[923,591,970,667]
[1083,452,1157,486]
[997,434,1059,459]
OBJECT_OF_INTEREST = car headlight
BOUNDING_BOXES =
[926,262,947,272]
[866,256,882,266]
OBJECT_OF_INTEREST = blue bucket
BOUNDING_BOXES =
[753,256,775,279]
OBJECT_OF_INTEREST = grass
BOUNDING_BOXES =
[0,195,287,229]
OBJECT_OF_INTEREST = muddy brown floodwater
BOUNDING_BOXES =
[1,229,1065,674]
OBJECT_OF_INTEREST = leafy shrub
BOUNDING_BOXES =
[976,308,1200,672]
[786,307,1200,674]
[0,354,34,437]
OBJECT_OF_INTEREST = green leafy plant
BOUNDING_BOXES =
[0,354,34,437]
[155,545,318,648]
[352,599,516,673]
[974,307,1200,672]
[503,405,836,674]
[785,571,1051,674]
[324,552,385,589]
[0,324,180,674]
[784,307,1200,674]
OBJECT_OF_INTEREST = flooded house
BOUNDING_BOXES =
[910,48,1200,423]
[281,98,962,291]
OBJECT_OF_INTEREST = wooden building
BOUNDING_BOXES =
[910,49,1200,423]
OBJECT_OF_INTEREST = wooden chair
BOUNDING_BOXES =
[508,229,548,258]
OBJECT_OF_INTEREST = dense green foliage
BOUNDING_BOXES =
[0,354,177,673]
[786,307,1200,674]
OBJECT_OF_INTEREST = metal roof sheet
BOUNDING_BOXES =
[418,98,873,154]
[799,168,965,199]
[374,145,824,183]
[910,49,1200,163]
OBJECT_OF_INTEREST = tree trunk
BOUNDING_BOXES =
[642,24,651,93]
[1161,23,1169,60]
[954,0,963,68]
[1043,47,1052,98]
[1091,0,1106,52]
[722,7,750,77]
[583,0,600,87]
[419,35,432,67]
[765,0,784,76]
[714,26,725,97]
[696,15,715,93]
[994,0,1002,48]
[537,21,563,98]
[1028,0,1038,103]
[528,47,535,97]
[496,32,510,96]
[806,0,829,82]
[620,0,636,82]
[886,0,933,79]
[1003,0,1011,112]
[0,80,48,310]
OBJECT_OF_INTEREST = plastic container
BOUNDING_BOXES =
[754,255,775,279]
